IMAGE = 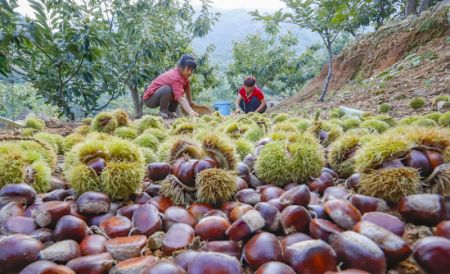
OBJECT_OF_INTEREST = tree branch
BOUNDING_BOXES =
[31,41,55,62]
[63,55,84,85]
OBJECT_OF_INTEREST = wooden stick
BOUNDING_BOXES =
[0,116,26,128]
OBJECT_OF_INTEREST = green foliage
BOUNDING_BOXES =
[360,119,390,133]
[330,108,345,118]
[379,103,390,113]
[134,134,159,151]
[424,112,442,122]
[409,97,426,109]
[432,95,450,105]
[438,111,450,127]
[25,117,45,131]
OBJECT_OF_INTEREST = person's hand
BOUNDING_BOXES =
[191,111,199,117]
[234,109,241,115]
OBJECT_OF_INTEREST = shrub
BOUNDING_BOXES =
[409,97,426,109]
[379,103,390,113]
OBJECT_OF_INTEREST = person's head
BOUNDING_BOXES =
[243,76,256,93]
[178,54,197,78]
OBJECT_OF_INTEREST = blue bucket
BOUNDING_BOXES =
[213,101,231,116]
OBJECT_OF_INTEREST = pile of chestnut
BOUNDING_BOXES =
[0,160,449,274]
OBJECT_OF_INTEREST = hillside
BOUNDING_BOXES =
[273,3,450,117]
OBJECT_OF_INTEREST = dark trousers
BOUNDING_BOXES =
[239,96,267,114]
[143,85,178,114]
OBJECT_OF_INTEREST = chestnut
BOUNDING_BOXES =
[235,188,260,205]
[260,186,285,202]
[309,171,335,194]
[49,176,68,191]
[229,204,253,222]
[325,270,370,274]
[164,206,195,230]
[403,149,433,177]
[323,186,352,201]
[331,231,386,274]
[89,212,115,227]
[350,194,388,214]
[361,212,405,236]
[39,239,81,263]
[413,236,450,274]
[398,194,445,226]
[33,201,71,227]
[163,223,195,255]
[66,252,114,274]
[29,228,54,243]
[147,162,171,181]
[435,221,450,239]
[324,199,361,230]
[132,204,162,235]
[0,183,36,206]
[195,216,230,241]
[267,198,285,211]
[174,250,200,271]
[134,192,152,204]
[353,221,411,266]
[202,241,241,259]
[0,234,43,272]
[284,240,338,274]
[0,201,24,223]
[188,202,214,221]
[87,157,107,175]
[175,159,198,187]
[188,252,243,274]
[379,159,405,169]
[279,185,310,207]
[117,204,141,220]
[100,215,132,238]
[66,200,88,222]
[280,205,311,234]
[105,235,148,261]
[148,196,173,213]
[309,218,344,243]
[284,183,299,191]
[308,204,330,220]
[243,154,256,171]
[237,162,251,184]
[281,232,313,254]
[80,234,107,256]
[144,183,161,197]
[194,158,217,175]
[227,209,265,242]
[256,262,295,274]
[20,260,75,274]
[42,189,71,201]
[322,167,339,180]
[76,191,110,215]
[143,261,186,274]
[203,209,229,221]
[254,202,281,233]
[54,215,89,243]
[110,255,158,274]
[345,173,360,191]
[4,216,36,234]
[244,232,283,269]
[423,149,444,169]
[249,174,264,188]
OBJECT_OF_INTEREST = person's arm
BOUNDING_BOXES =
[185,81,193,104]
[179,95,198,116]
[255,98,266,113]
[234,94,242,114]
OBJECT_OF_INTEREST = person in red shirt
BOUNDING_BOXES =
[234,76,267,114]
[143,54,199,119]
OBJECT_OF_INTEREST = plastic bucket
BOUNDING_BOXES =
[213,101,231,116]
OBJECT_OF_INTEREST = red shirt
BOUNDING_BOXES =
[143,67,190,101]
[239,85,265,103]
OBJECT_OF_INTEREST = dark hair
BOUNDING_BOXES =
[244,76,256,87]
[178,54,197,70]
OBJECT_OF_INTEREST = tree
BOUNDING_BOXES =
[406,0,418,15]
[252,0,363,102]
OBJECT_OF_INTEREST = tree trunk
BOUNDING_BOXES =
[405,0,417,15]
[319,44,333,102]
[130,84,143,118]
[418,0,430,13]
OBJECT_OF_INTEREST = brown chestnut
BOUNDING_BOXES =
[164,206,195,230]
[254,202,281,233]
[350,194,388,214]
[0,234,43,272]
[80,234,107,256]
[42,189,71,202]
[194,158,217,175]
[345,173,360,191]
[435,221,450,239]
[54,215,89,242]
[195,216,230,241]
[279,185,310,207]
[87,157,107,175]
[110,255,158,274]
[423,149,444,169]
[76,191,110,215]
[260,186,285,202]
[0,201,24,223]
[134,192,152,204]
[309,218,344,243]
[309,171,335,194]
[308,204,330,220]
[399,194,445,226]
[322,167,339,180]
[89,212,115,227]
[280,205,311,234]
[20,260,75,274]
[117,204,140,220]
[33,201,71,227]
[0,183,36,206]
[235,177,248,191]
[227,209,265,242]
[235,188,260,205]
[174,250,200,271]
[100,215,132,238]
[323,186,352,201]
[229,204,253,222]
[148,196,173,213]
[144,183,161,197]
[132,204,162,235]
[256,262,295,274]
[188,252,242,274]
[244,232,283,269]
[105,235,147,261]
[175,159,198,187]
[331,231,386,274]
[249,174,264,188]
[202,241,241,259]
[143,261,186,274]
[281,232,313,254]
[284,239,338,274]
[38,239,81,263]
[413,236,450,274]
[188,202,214,221]
[29,228,54,243]
[361,212,405,236]
[163,223,195,256]
[147,162,171,181]
[403,149,433,177]
[4,216,36,234]
[237,162,252,184]
[324,199,361,230]
[66,252,114,274]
